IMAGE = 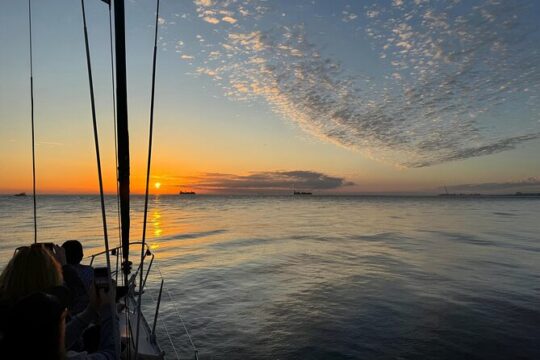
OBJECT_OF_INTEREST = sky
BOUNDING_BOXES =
[1,0,539,195]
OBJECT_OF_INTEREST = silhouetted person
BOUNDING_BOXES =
[0,243,117,356]
[0,244,64,337]
[62,240,94,291]
[1,286,118,360]
[2,291,67,359]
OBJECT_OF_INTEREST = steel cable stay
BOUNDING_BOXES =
[106,1,124,288]
[28,0,37,243]
[135,0,161,356]
[104,4,131,358]
[80,0,120,357]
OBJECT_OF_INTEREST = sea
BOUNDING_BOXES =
[0,195,539,359]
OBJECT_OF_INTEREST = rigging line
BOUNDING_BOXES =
[164,286,199,360]
[154,263,199,357]
[107,1,122,285]
[158,316,181,360]
[146,285,181,360]
[135,0,161,356]
[28,0,37,243]
[80,0,120,358]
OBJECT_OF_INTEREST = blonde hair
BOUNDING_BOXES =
[0,245,63,304]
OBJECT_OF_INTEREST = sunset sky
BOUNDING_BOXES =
[1,0,539,195]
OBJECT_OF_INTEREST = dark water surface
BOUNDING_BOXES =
[1,195,539,359]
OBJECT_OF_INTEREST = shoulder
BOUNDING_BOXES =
[67,350,88,359]
[78,264,94,274]
[67,350,115,360]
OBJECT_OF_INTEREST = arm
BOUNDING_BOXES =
[67,289,119,360]
[87,286,119,360]
[88,303,118,359]
[65,306,96,350]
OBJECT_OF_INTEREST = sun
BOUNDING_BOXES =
[154,182,161,189]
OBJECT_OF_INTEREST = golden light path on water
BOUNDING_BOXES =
[107,195,516,286]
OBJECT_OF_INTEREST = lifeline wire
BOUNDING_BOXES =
[155,263,199,358]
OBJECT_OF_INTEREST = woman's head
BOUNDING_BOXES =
[0,244,63,304]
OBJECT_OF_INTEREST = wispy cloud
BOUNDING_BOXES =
[222,16,237,24]
[202,16,220,24]
[184,0,540,167]
[171,170,353,193]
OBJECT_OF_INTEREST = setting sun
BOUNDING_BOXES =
[155,182,161,189]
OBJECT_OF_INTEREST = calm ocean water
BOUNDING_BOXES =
[0,195,539,359]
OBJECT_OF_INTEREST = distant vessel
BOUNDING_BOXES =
[13,192,27,197]
[179,191,196,195]
[293,191,312,195]
[514,192,540,196]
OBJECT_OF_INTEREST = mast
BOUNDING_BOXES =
[113,0,131,280]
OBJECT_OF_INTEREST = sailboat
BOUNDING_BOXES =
[21,0,198,358]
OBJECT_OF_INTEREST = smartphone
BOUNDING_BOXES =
[93,267,110,291]
[40,242,55,251]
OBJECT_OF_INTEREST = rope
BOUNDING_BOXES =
[80,0,119,357]
[28,0,37,243]
[135,0,161,355]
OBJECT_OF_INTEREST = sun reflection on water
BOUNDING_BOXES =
[149,197,163,250]
[152,210,162,238]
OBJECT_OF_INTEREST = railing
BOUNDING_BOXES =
[88,241,155,290]
[86,242,199,360]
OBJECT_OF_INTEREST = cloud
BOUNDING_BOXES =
[176,170,353,193]
[446,177,540,194]
[194,0,213,7]
[342,11,358,22]
[186,0,540,167]
[202,16,220,24]
[222,16,237,24]
[404,133,540,167]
